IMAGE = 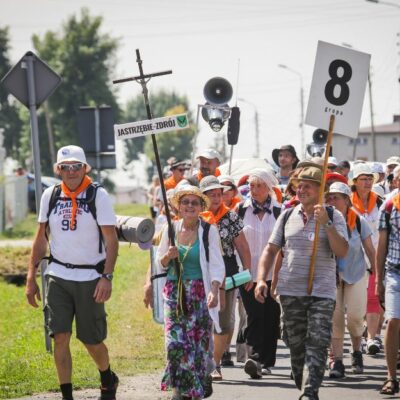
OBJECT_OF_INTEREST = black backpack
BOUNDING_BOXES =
[46,182,103,253]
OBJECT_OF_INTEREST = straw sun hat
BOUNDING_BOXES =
[170,185,210,210]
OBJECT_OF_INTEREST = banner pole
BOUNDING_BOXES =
[307,114,335,295]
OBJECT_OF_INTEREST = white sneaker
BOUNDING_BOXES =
[261,367,272,375]
[366,338,380,355]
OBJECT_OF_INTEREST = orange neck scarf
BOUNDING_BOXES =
[201,203,230,225]
[351,191,378,215]
[393,192,400,211]
[61,175,92,230]
[347,207,358,231]
[197,168,221,182]
[228,197,241,210]
[273,186,283,204]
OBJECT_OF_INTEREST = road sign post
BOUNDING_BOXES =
[1,51,62,353]
[305,41,370,294]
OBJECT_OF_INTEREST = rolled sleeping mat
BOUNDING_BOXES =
[116,216,155,249]
[225,269,252,291]
[150,245,165,325]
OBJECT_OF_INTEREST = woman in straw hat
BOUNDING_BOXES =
[326,182,376,379]
[350,163,384,356]
[157,185,225,400]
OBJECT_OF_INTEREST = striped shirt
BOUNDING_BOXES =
[269,204,348,300]
[378,199,400,266]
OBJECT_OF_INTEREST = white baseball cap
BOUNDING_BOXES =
[393,165,400,179]
[196,148,222,162]
[328,156,338,166]
[328,182,352,197]
[54,145,91,173]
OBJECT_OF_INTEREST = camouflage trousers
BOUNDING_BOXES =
[280,295,335,399]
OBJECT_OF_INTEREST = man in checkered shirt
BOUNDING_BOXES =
[376,167,400,395]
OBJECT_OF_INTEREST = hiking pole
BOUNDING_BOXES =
[307,114,335,295]
[113,50,185,312]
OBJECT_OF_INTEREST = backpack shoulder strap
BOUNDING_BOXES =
[272,206,281,220]
[326,205,334,222]
[355,215,362,236]
[385,198,394,233]
[47,184,62,219]
[238,202,248,219]
[281,207,295,247]
[84,182,102,221]
[376,196,383,209]
[200,219,211,262]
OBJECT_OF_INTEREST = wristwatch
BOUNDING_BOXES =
[101,273,113,281]
[325,220,334,228]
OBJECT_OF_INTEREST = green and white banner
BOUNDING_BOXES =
[114,113,189,141]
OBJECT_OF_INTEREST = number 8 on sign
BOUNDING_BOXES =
[324,60,352,106]
[305,41,370,139]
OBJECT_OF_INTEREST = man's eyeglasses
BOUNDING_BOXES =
[59,163,84,172]
[180,199,201,207]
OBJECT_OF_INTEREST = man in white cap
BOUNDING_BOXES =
[25,145,119,400]
[188,148,222,187]
[385,157,400,195]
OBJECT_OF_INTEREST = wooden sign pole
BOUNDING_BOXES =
[307,114,335,295]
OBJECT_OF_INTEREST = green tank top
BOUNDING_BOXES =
[167,238,202,280]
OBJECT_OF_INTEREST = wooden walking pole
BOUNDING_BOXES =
[307,114,335,295]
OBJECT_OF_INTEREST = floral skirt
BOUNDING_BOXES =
[161,279,212,398]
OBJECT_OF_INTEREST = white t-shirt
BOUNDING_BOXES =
[38,185,116,282]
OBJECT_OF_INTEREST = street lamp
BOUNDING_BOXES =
[238,98,260,158]
[365,0,400,9]
[278,64,305,155]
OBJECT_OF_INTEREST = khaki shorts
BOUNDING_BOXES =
[45,275,107,344]
[215,289,236,335]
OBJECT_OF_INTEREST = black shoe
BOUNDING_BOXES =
[221,351,234,366]
[329,360,345,379]
[203,374,213,398]
[244,358,262,379]
[351,350,364,374]
[99,372,119,400]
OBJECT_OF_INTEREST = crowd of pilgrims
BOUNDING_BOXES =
[144,145,400,400]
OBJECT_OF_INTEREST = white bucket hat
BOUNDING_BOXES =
[350,163,378,185]
[328,182,352,197]
[54,145,91,173]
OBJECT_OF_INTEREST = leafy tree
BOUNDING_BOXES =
[124,90,195,167]
[28,8,120,174]
[0,26,23,161]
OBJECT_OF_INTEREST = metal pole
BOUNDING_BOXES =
[255,109,260,158]
[300,85,305,156]
[94,107,101,183]
[367,71,377,160]
[24,54,52,353]
[190,104,201,174]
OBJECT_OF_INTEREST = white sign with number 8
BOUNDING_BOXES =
[305,41,371,138]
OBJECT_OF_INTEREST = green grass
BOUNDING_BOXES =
[0,204,150,241]
[0,213,38,240]
[0,246,164,399]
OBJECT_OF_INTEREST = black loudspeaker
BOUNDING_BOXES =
[227,106,240,145]
[203,77,233,105]
[312,129,328,145]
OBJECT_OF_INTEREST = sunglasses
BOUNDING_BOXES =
[59,163,84,172]
[177,168,187,172]
[180,199,201,207]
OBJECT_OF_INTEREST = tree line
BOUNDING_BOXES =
[0,8,195,178]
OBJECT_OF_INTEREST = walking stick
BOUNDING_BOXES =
[307,114,335,294]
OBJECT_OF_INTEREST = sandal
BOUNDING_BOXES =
[380,378,399,395]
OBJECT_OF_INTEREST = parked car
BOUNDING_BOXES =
[27,173,61,212]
